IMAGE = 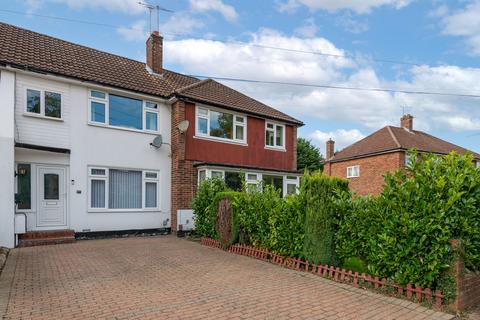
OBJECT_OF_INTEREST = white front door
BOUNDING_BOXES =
[37,166,67,227]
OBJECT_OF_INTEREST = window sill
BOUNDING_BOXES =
[88,209,162,213]
[194,135,248,146]
[88,122,161,135]
[347,176,360,179]
[23,112,63,122]
[264,146,286,152]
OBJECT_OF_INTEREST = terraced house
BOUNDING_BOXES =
[0,22,303,248]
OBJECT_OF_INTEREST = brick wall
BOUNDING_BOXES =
[171,100,197,232]
[450,240,480,311]
[325,152,405,195]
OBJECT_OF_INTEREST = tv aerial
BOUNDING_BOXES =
[138,1,174,33]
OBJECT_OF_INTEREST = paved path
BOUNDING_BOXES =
[0,236,454,320]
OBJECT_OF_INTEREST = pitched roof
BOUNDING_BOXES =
[175,79,303,125]
[0,22,302,125]
[327,126,480,162]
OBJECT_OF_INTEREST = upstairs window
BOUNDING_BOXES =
[195,106,246,143]
[88,90,159,132]
[26,89,62,119]
[265,122,285,149]
[347,165,360,178]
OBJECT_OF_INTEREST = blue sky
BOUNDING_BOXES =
[2,0,480,154]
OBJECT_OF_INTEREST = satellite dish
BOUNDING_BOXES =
[177,120,189,133]
[151,135,163,148]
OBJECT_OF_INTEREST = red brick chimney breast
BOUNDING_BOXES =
[146,31,163,74]
[326,139,335,160]
[400,114,413,131]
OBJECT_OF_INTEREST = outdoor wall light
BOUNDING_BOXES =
[14,168,27,177]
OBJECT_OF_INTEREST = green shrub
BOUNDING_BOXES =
[191,178,228,238]
[233,184,282,247]
[267,194,305,257]
[302,171,349,265]
[336,151,480,290]
[343,257,369,274]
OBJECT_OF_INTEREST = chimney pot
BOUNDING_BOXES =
[400,114,413,131]
[146,31,163,74]
[326,139,335,160]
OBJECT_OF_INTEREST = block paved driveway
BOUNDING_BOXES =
[0,236,454,320]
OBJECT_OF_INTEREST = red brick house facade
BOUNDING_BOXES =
[324,115,480,196]
[171,81,303,231]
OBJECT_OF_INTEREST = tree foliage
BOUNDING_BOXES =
[297,138,323,172]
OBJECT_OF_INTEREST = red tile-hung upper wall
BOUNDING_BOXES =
[183,102,296,171]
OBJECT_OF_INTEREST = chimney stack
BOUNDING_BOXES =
[146,31,163,74]
[400,114,413,131]
[326,139,335,160]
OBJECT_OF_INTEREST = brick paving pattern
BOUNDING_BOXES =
[0,236,455,320]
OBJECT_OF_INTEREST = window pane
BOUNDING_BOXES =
[198,108,208,116]
[145,102,157,109]
[91,180,106,208]
[17,164,31,210]
[26,89,40,113]
[211,171,223,179]
[44,174,59,200]
[225,172,242,191]
[91,168,106,176]
[287,184,297,195]
[247,173,257,181]
[108,169,142,209]
[91,90,106,99]
[91,102,105,123]
[267,123,274,129]
[235,116,244,123]
[109,94,143,130]
[146,112,158,131]
[235,125,244,140]
[145,172,158,179]
[210,111,233,139]
[266,130,274,146]
[198,117,208,134]
[263,175,283,194]
[198,170,206,183]
[145,182,157,208]
[276,125,283,146]
[45,92,61,118]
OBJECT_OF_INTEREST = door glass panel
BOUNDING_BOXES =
[17,164,31,209]
[44,174,59,200]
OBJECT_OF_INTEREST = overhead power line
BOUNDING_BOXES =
[0,8,446,68]
[188,74,480,99]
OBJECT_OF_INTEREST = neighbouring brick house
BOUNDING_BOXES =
[0,22,302,248]
[323,115,480,195]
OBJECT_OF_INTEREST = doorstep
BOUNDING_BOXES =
[18,229,75,247]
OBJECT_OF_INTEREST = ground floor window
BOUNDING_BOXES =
[88,167,159,211]
[197,167,300,197]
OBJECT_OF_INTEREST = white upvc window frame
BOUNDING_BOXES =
[475,161,480,168]
[246,172,262,192]
[265,121,286,151]
[87,167,160,212]
[195,105,247,144]
[25,87,63,120]
[88,90,160,133]
[284,175,300,197]
[347,165,360,178]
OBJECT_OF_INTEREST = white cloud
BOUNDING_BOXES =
[189,0,238,22]
[294,18,319,38]
[439,1,480,56]
[164,28,480,135]
[117,13,205,42]
[277,0,413,14]
[308,129,366,152]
